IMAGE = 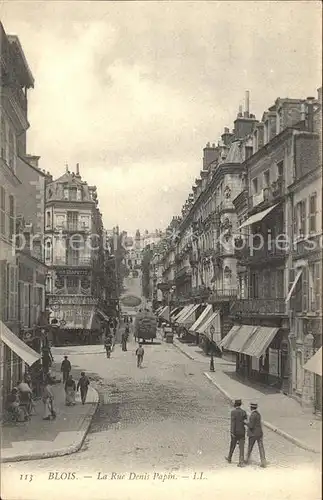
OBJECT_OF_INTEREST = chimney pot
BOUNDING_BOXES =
[245,90,250,116]
[76,163,80,175]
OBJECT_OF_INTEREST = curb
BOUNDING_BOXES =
[1,389,99,463]
[203,372,321,455]
[173,340,195,361]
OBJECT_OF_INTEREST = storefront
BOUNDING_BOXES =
[220,323,289,389]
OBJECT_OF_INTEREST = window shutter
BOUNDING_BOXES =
[300,200,306,237]
[315,262,321,312]
[293,204,298,240]
[302,266,308,312]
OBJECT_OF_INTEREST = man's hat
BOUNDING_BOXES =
[250,403,258,409]
[234,399,242,406]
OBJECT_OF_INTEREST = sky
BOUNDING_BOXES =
[1,1,321,234]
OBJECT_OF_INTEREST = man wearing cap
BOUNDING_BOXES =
[225,399,247,467]
[245,403,267,468]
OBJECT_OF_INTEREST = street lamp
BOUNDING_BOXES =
[210,324,215,372]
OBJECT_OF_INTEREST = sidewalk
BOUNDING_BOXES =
[1,370,99,463]
[173,338,322,454]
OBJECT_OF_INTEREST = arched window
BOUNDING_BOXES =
[46,211,51,228]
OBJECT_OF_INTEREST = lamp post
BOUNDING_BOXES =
[210,324,215,372]
[168,285,176,330]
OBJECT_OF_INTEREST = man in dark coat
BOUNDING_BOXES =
[245,403,267,468]
[225,399,247,467]
[60,356,71,383]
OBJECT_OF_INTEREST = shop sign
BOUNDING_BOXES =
[268,348,279,376]
[57,269,90,276]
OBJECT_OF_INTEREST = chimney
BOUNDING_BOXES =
[76,163,80,176]
[238,105,243,117]
[300,103,306,121]
[244,90,250,117]
[65,164,69,173]
[306,97,315,132]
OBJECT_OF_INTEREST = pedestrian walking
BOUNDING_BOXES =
[245,403,267,468]
[225,399,247,467]
[104,336,112,358]
[121,331,127,351]
[65,374,76,406]
[42,378,56,420]
[136,343,144,368]
[77,372,90,404]
[61,355,71,383]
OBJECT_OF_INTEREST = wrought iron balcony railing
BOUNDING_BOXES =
[230,298,286,316]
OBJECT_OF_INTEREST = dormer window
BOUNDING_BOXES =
[70,188,77,201]
[63,188,69,200]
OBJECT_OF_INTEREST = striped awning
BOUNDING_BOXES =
[198,310,221,345]
[239,203,278,229]
[303,348,322,376]
[220,324,258,353]
[173,305,192,323]
[158,306,167,317]
[241,326,279,358]
[189,304,213,333]
[178,304,199,325]
[0,320,41,367]
[170,307,182,318]
[97,309,110,322]
[160,306,170,321]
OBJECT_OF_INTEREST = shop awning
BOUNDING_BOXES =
[198,310,221,344]
[178,304,199,325]
[220,325,241,350]
[303,348,322,376]
[189,304,213,333]
[170,307,181,318]
[160,306,170,321]
[239,204,278,229]
[220,324,258,353]
[0,320,41,367]
[97,309,110,322]
[173,305,192,323]
[241,326,279,358]
[155,306,163,315]
[158,306,167,317]
[285,268,303,303]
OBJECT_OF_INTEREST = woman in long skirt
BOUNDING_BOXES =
[42,380,56,420]
[65,374,76,406]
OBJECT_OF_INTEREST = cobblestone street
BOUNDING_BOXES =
[1,334,320,500]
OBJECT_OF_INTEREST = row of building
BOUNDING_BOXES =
[0,23,118,403]
[151,90,322,414]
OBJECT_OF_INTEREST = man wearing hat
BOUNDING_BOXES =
[225,399,247,467]
[245,403,267,468]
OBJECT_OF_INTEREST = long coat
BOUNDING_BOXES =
[230,407,247,437]
[246,410,263,438]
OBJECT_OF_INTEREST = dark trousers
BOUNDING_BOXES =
[122,340,127,351]
[80,388,88,404]
[137,355,143,367]
[246,437,266,465]
[228,435,245,464]
[62,371,70,383]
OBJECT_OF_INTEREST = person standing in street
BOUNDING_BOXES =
[121,331,127,351]
[61,355,71,383]
[65,374,76,406]
[245,403,267,468]
[77,372,90,404]
[42,377,56,420]
[136,343,144,368]
[104,336,112,358]
[225,399,247,467]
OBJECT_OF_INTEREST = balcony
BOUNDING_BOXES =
[175,266,192,281]
[209,288,238,302]
[53,222,90,232]
[191,286,211,300]
[235,242,287,265]
[53,257,93,267]
[292,234,322,258]
[230,298,286,317]
[248,178,285,211]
